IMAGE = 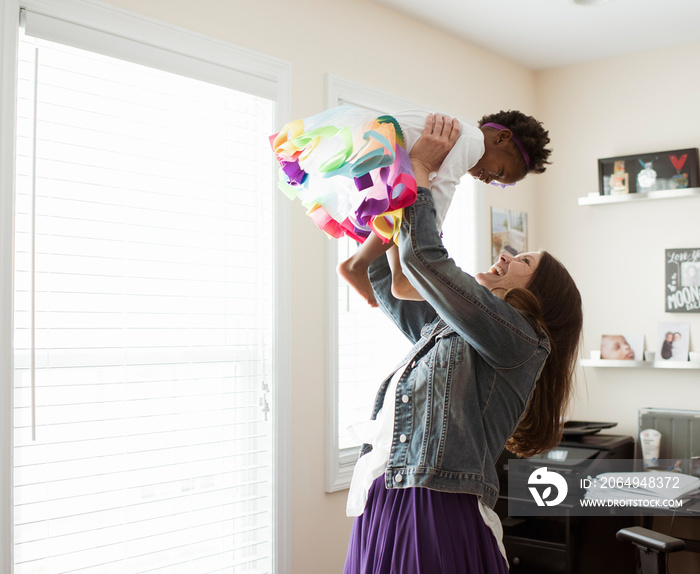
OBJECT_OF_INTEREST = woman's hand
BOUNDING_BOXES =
[409,114,461,188]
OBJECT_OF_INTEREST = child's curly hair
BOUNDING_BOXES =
[479,110,552,174]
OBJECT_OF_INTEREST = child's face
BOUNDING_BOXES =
[601,335,635,360]
[468,133,527,186]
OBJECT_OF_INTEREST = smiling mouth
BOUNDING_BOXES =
[472,168,490,183]
[490,265,505,276]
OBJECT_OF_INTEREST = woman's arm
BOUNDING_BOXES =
[400,116,542,366]
[399,189,542,366]
[408,114,461,189]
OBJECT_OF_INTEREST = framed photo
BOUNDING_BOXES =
[665,248,700,312]
[597,148,699,196]
[657,322,690,362]
[600,334,644,361]
[491,207,528,262]
[609,172,629,195]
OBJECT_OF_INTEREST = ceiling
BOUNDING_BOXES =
[372,0,700,70]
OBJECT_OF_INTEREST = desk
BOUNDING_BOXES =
[636,407,700,572]
[496,434,637,574]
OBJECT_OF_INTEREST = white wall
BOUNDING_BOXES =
[535,43,700,572]
[95,1,538,573]
[535,42,700,437]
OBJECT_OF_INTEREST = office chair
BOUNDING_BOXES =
[616,526,685,574]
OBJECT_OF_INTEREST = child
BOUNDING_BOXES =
[661,331,674,359]
[270,106,551,306]
[600,334,635,360]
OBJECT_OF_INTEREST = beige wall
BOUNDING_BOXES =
[535,43,700,573]
[535,43,700,436]
[95,1,538,572]
[81,1,700,571]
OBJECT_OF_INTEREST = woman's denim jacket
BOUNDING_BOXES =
[364,187,550,509]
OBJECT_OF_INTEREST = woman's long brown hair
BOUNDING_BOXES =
[503,251,583,457]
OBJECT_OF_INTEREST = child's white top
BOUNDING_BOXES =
[393,110,485,229]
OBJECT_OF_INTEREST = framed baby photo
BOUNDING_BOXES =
[599,334,644,361]
[665,248,700,312]
[657,322,690,362]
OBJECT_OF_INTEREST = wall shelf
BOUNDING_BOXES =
[580,359,700,369]
[578,186,700,206]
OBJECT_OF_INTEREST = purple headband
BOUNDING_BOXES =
[482,122,531,171]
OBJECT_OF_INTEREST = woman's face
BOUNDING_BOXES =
[601,335,635,360]
[476,252,541,293]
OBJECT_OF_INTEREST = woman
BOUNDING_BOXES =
[344,115,583,573]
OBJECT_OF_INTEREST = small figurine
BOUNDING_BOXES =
[670,153,689,189]
[637,160,657,189]
[610,160,629,194]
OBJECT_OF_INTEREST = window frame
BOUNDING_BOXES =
[0,0,292,571]
[323,76,488,493]
[323,76,430,493]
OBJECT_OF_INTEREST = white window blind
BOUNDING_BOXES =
[13,29,277,574]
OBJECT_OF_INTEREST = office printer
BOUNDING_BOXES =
[496,422,634,506]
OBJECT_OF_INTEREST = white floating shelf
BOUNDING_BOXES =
[652,361,700,369]
[581,359,700,369]
[578,187,700,206]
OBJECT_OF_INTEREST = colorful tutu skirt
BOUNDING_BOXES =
[269,105,417,244]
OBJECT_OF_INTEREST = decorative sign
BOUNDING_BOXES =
[665,248,700,312]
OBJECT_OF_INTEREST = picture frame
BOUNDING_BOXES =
[597,148,699,196]
[491,207,528,262]
[599,333,644,361]
[609,172,629,195]
[657,322,690,362]
[665,248,700,313]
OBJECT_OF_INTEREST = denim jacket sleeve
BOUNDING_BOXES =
[368,252,438,345]
[398,187,545,367]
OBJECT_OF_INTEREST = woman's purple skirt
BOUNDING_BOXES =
[344,476,509,574]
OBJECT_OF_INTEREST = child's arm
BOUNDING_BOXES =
[400,115,542,365]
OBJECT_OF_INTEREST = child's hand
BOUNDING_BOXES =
[409,114,461,186]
